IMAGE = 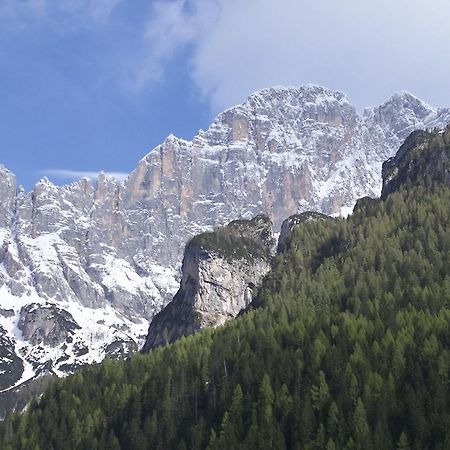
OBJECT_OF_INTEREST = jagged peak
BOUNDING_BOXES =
[247,84,349,101]
[137,134,188,165]
[375,90,436,114]
[242,84,352,112]
[78,176,93,185]
[96,171,112,183]
[137,84,446,168]
[165,133,177,142]
[207,84,353,123]
[138,145,161,165]
[0,164,14,177]
[164,133,189,146]
[138,84,354,163]
[33,177,58,198]
[35,177,55,188]
[133,135,173,168]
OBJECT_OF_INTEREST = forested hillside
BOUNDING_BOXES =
[0,129,449,449]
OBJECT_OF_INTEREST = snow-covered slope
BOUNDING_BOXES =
[0,171,178,391]
[0,85,449,391]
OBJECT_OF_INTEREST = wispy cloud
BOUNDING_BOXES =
[0,0,121,28]
[42,169,128,182]
[130,0,217,90]
[141,0,450,112]
[84,0,121,23]
[4,0,450,115]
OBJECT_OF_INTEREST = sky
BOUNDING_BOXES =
[1,0,450,190]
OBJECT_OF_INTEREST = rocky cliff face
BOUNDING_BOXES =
[0,85,449,391]
[144,216,275,350]
[129,87,450,254]
[0,326,23,391]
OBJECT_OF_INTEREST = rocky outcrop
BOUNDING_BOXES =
[144,216,275,350]
[104,339,138,359]
[0,308,14,318]
[0,165,16,229]
[381,126,450,198]
[0,326,23,391]
[17,304,80,347]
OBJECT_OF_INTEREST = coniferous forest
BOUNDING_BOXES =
[0,131,449,449]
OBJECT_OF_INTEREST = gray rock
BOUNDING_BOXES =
[1,86,449,322]
[144,216,275,350]
[0,165,16,229]
[0,325,23,391]
[18,303,81,347]
[105,339,138,359]
[0,308,14,318]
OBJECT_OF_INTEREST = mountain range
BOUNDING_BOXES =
[1,123,448,449]
[0,84,449,396]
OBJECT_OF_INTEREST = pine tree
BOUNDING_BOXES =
[396,431,411,449]
[353,398,371,450]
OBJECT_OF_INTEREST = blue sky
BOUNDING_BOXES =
[1,0,450,190]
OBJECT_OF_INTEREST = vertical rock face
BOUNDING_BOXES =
[0,84,449,391]
[0,172,173,392]
[0,326,23,391]
[121,87,450,269]
[144,216,275,350]
[0,165,16,229]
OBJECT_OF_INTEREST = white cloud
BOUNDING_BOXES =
[0,0,121,27]
[130,0,217,90]
[68,0,122,23]
[42,169,128,182]
[143,0,450,112]
[84,0,121,23]
[4,0,449,112]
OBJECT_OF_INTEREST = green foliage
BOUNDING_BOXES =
[191,216,272,262]
[1,180,450,449]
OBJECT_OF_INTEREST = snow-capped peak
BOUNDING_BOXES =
[381,90,436,114]
[1,84,450,397]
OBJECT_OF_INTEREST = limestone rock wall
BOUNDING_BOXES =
[144,216,275,350]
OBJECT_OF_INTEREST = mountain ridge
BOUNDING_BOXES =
[2,124,449,449]
[0,84,449,394]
